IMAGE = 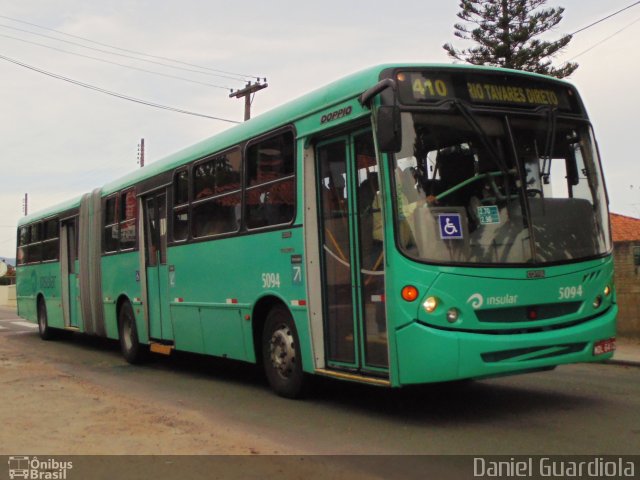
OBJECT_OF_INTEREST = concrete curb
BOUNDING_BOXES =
[605,359,640,368]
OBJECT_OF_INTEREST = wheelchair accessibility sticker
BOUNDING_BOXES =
[438,214,463,240]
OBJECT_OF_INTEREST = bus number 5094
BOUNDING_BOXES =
[262,273,281,289]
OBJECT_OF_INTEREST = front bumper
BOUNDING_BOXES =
[394,304,617,386]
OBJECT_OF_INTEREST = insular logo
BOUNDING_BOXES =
[467,293,484,309]
[467,293,519,309]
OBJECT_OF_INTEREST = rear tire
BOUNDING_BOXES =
[37,298,54,341]
[118,301,146,364]
[262,306,306,398]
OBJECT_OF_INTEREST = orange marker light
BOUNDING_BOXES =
[401,285,419,302]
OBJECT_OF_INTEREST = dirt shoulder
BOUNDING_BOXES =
[0,333,291,455]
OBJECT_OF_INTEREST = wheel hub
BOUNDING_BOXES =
[269,325,296,379]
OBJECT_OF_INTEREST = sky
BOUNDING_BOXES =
[1,0,639,259]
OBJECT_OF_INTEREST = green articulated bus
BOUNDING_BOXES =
[16,64,617,398]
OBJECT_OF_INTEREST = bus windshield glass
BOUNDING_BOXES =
[392,111,611,265]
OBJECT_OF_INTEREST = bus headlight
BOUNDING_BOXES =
[593,296,602,309]
[446,308,459,323]
[423,296,438,313]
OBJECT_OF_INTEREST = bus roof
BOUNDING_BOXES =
[19,63,572,226]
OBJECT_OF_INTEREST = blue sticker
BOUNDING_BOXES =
[438,214,463,240]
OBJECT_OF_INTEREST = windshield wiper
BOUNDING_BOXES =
[451,99,510,176]
[541,106,558,184]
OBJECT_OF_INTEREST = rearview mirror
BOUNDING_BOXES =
[376,105,402,153]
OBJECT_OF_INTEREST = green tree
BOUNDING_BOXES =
[443,0,578,78]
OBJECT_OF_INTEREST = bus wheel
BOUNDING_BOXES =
[37,298,54,341]
[262,306,305,399]
[118,301,146,364]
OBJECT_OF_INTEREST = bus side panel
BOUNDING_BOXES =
[16,265,37,322]
[42,261,64,329]
[166,228,312,369]
[101,251,143,340]
[200,307,245,360]
[170,305,205,354]
[16,262,64,328]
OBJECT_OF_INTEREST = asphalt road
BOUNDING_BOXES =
[1,306,638,459]
[0,308,39,334]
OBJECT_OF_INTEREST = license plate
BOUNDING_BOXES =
[593,338,616,356]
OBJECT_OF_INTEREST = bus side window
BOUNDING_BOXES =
[192,149,242,238]
[173,169,189,241]
[246,131,295,229]
[29,223,42,263]
[17,226,29,265]
[119,189,137,250]
[104,196,119,253]
[42,218,59,261]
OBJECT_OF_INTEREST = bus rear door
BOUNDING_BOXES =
[60,217,79,328]
[142,192,171,341]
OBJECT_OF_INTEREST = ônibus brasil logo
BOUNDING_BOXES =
[8,456,73,479]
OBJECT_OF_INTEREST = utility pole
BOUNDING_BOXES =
[22,193,28,216]
[137,138,145,168]
[229,80,268,121]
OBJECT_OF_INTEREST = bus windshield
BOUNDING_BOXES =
[392,110,611,265]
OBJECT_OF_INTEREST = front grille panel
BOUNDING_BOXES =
[475,301,582,323]
[481,342,587,363]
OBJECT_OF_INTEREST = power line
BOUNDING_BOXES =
[568,16,640,61]
[571,1,640,35]
[0,23,250,83]
[0,53,241,124]
[0,32,233,90]
[0,14,260,81]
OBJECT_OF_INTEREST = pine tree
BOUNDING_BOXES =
[443,0,578,78]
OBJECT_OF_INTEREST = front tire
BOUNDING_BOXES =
[118,301,146,364]
[262,306,306,398]
[37,298,54,340]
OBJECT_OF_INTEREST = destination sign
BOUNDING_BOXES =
[396,70,578,112]
[466,81,566,108]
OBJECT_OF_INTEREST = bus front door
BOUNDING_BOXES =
[316,130,389,374]
[143,192,171,340]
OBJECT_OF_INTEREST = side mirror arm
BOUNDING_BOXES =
[359,79,397,107]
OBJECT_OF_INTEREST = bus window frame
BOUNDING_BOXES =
[191,146,243,240]
[101,189,141,256]
[28,222,42,264]
[118,188,138,252]
[17,225,30,265]
[244,127,297,232]
[17,217,61,265]
[171,166,191,244]
[41,216,60,263]
[103,193,120,254]
[165,125,297,249]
